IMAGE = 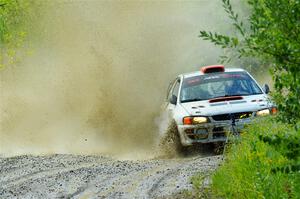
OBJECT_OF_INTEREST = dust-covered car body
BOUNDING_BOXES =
[165,65,276,146]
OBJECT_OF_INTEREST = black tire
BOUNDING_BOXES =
[213,142,225,155]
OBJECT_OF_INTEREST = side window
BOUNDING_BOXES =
[172,79,180,98]
[166,80,175,100]
[167,78,180,101]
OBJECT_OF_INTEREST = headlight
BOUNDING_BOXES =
[183,117,208,125]
[193,117,208,124]
[256,109,270,116]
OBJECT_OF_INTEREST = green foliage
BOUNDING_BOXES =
[190,172,215,199]
[211,118,300,198]
[195,1,300,197]
[199,0,300,124]
[0,0,35,68]
[192,118,300,198]
[199,0,247,64]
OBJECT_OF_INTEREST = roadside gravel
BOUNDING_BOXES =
[0,154,222,199]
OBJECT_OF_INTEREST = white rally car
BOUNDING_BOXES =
[164,65,276,149]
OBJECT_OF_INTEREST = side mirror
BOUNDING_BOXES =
[169,95,177,105]
[263,84,270,94]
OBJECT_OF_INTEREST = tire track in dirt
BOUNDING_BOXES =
[0,154,222,199]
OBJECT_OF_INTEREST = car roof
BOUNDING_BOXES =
[181,68,247,78]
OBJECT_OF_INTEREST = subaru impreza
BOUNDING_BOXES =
[164,65,276,151]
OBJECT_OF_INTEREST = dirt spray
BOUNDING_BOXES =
[0,1,265,159]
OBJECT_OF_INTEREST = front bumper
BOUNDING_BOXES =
[177,118,251,146]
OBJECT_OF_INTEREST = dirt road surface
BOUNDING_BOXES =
[0,153,222,199]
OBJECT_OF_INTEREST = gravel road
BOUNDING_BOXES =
[0,153,222,199]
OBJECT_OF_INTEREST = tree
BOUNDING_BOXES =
[0,0,35,68]
[199,0,300,124]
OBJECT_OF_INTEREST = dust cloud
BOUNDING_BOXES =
[0,1,238,158]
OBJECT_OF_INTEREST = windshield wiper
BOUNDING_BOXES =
[181,98,204,103]
[205,95,240,101]
[182,95,242,103]
[212,94,250,99]
[221,94,243,97]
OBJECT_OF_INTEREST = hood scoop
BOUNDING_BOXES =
[209,96,243,103]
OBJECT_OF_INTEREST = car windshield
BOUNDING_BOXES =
[180,72,263,103]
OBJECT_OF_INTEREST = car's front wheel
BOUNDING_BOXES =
[159,120,188,157]
[213,141,225,155]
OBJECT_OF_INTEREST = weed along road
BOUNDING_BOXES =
[0,154,222,198]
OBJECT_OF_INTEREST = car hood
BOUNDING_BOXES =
[180,94,271,116]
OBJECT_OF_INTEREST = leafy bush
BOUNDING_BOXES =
[208,118,300,198]
[199,0,300,124]
[195,1,300,197]
[0,0,37,68]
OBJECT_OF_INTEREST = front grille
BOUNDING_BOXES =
[212,112,252,121]
[213,127,224,133]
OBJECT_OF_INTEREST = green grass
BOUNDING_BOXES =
[192,117,300,199]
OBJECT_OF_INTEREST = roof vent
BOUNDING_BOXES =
[201,65,225,73]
